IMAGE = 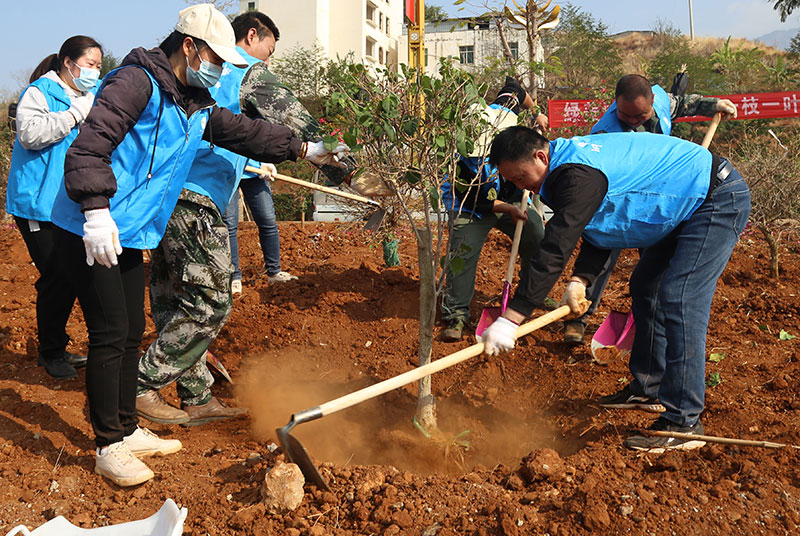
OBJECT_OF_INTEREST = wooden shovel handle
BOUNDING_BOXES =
[244,166,380,207]
[318,305,571,417]
[504,190,531,284]
[701,112,722,149]
[651,430,800,449]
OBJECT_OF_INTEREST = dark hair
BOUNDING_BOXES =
[231,11,280,42]
[615,74,653,101]
[29,35,103,83]
[489,126,548,167]
[159,31,208,57]
[493,76,527,113]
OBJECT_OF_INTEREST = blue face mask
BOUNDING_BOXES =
[71,64,100,92]
[185,43,223,89]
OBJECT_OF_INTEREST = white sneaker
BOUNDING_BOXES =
[231,279,242,294]
[95,441,154,486]
[124,426,182,457]
[267,271,298,284]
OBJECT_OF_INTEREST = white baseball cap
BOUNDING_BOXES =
[175,4,247,67]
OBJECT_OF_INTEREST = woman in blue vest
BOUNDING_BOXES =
[482,126,750,453]
[7,36,102,379]
[48,4,344,487]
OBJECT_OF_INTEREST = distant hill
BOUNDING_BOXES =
[755,28,799,50]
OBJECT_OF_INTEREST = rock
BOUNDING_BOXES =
[505,473,524,491]
[308,526,326,536]
[229,504,265,530]
[392,510,413,528]
[383,525,401,536]
[619,504,634,516]
[261,462,305,513]
[285,529,301,536]
[653,452,683,472]
[519,449,565,484]
[582,501,611,531]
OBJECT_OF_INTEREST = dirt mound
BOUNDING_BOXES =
[1,222,799,535]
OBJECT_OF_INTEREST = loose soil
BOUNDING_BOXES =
[1,220,799,535]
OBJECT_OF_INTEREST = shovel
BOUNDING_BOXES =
[205,351,232,383]
[475,189,531,341]
[589,112,723,357]
[244,166,386,230]
[276,304,573,490]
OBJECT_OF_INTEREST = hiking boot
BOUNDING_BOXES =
[624,416,706,453]
[182,397,248,427]
[267,271,298,284]
[95,441,154,487]
[563,321,586,345]
[37,354,77,379]
[442,319,466,342]
[598,385,666,413]
[65,351,87,368]
[136,390,191,425]
[231,279,242,295]
[123,426,182,458]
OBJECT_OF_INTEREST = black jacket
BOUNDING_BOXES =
[64,47,303,212]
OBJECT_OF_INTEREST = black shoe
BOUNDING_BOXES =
[37,354,77,379]
[65,352,87,368]
[563,320,586,345]
[598,385,665,413]
[624,416,706,453]
[442,319,466,342]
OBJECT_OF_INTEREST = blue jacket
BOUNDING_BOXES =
[184,46,261,211]
[50,66,212,249]
[7,78,81,221]
[542,133,711,248]
[591,85,672,135]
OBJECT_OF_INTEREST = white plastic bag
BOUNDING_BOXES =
[4,499,187,536]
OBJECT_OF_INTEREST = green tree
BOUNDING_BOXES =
[709,36,766,92]
[325,60,489,433]
[789,31,800,63]
[646,21,720,94]
[271,42,328,99]
[771,0,800,21]
[546,5,622,94]
[425,4,448,22]
[100,52,120,78]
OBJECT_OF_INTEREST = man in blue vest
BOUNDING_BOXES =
[440,78,545,341]
[481,126,750,452]
[562,74,738,345]
[135,11,347,426]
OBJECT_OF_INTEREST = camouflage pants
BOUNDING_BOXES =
[137,189,233,406]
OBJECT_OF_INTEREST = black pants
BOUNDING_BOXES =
[14,217,78,361]
[54,227,144,447]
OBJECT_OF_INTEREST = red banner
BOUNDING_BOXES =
[548,91,800,128]
[405,0,417,24]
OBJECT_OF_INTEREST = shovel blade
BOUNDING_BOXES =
[475,307,503,341]
[362,207,386,231]
[590,310,635,361]
[205,351,233,383]
[275,427,331,491]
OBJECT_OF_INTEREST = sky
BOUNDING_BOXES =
[1,1,798,96]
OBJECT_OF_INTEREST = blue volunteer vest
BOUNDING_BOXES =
[441,103,512,217]
[542,133,712,249]
[183,46,262,211]
[591,85,672,135]
[50,65,212,249]
[7,78,82,221]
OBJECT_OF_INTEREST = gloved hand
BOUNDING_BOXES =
[481,316,519,356]
[303,140,349,166]
[258,163,277,180]
[533,113,549,135]
[716,99,738,119]
[559,278,592,318]
[83,208,122,268]
[68,92,95,124]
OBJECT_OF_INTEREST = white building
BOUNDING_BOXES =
[239,0,403,70]
[399,17,542,83]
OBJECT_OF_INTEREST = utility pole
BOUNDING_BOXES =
[688,0,695,40]
[407,0,426,71]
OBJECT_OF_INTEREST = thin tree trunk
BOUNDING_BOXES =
[757,224,780,278]
[494,17,516,68]
[415,226,438,432]
[525,0,539,105]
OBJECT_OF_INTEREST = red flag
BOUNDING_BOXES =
[406,0,417,24]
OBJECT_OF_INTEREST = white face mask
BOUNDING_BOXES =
[185,43,223,88]
[70,62,100,92]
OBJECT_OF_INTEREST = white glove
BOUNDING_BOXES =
[559,280,587,315]
[481,316,519,356]
[258,163,277,180]
[82,208,122,268]
[303,140,350,166]
[68,92,95,124]
[715,99,737,119]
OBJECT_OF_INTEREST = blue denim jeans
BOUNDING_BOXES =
[628,162,750,426]
[222,177,281,280]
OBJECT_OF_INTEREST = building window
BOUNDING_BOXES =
[385,17,390,34]
[424,48,428,67]
[379,12,383,31]
[508,41,519,60]
[379,47,384,64]
[247,1,255,10]
[366,37,376,59]
[459,45,474,65]
[366,2,376,24]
